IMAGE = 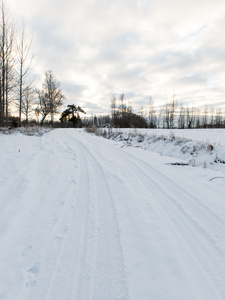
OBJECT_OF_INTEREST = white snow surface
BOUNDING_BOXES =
[98,128,225,173]
[0,128,225,300]
[121,128,225,146]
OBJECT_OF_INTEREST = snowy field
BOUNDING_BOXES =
[0,128,225,300]
[120,128,225,146]
[97,127,225,174]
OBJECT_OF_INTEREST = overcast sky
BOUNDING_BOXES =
[7,0,225,114]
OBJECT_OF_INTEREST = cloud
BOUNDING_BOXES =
[7,0,225,114]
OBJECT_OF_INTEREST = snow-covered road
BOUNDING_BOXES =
[1,129,225,300]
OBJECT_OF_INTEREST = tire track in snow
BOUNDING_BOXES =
[140,169,225,298]
[90,140,225,298]
[34,131,129,300]
[69,133,129,300]
[27,133,94,300]
[123,151,225,252]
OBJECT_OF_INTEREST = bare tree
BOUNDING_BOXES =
[157,110,163,128]
[0,0,15,126]
[36,70,64,125]
[186,106,195,129]
[21,87,35,124]
[210,107,214,128]
[178,104,185,129]
[202,105,208,128]
[36,89,50,125]
[215,108,223,128]
[148,96,157,128]
[119,93,125,126]
[110,94,116,126]
[16,20,34,126]
[195,108,201,128]
[138,106,144,117]
[164,94,177,129]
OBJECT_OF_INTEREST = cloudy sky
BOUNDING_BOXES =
[7,0,225,115]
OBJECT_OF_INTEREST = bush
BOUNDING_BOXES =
[85,125,98,134]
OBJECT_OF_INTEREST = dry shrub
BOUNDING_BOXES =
[85,125,98,134]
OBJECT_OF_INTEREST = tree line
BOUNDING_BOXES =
[84,94,225,129]
[0,1,64,127]
[147,96,225,129]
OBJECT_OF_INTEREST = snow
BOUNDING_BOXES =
[95,127,225,173]
[0,128,225,299]
[117,128,225,146]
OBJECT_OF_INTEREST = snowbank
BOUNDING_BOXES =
[0,126,52,136]
[89,127,225,173]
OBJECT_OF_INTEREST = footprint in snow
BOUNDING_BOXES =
[54,225,69,240]
[53,225,69,247]
[25,264,40,288]
[63,225,69,233]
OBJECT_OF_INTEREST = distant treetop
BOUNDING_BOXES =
[60,104,86,127]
